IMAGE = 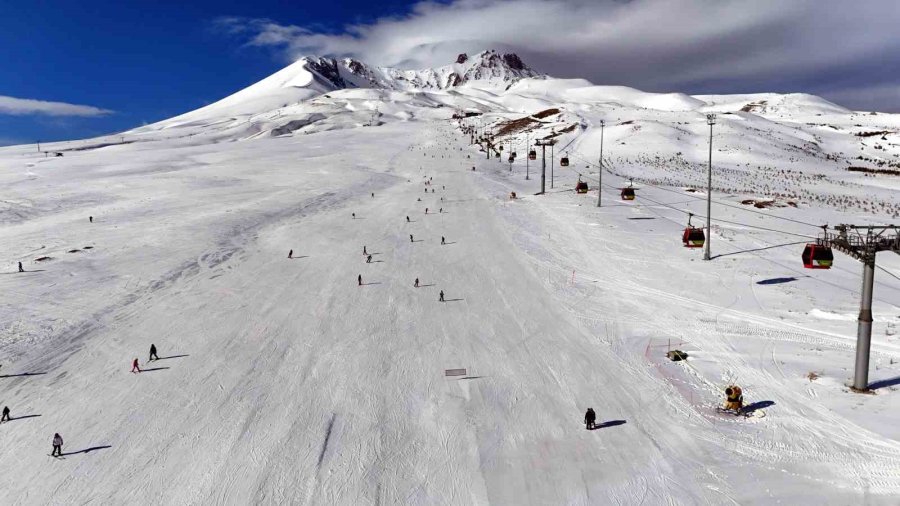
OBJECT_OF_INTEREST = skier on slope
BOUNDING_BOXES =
[414,278,419,288]
[439,290,445,302]
[51,433,63,457]
[425,208,428,214]
[410,234,414,242]
[18,262,24,273]
[363,246,367,255]
[288,249,293,259]
[441,236,446,245]
[1,406,9,422]
[584,408,597,430]
[131,358,141,373]
[352,213,356,219]
[358,274,362,286]
[149,344,159,361]
[89,216,93,223]
[406,216,410,223]
[366,255,372,263]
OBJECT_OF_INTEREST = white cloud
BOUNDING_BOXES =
[0,95,113,117]
[216,0,900,111]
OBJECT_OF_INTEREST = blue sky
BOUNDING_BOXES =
[3,0,900,146]
[0,0,416,145]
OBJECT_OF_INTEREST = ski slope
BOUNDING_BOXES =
[2,117,900,504]
[4,49,900,503]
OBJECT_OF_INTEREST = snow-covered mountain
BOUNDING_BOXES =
[153,50,542,126]
[307,50,542,91]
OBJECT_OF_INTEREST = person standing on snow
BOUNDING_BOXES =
[89,216,93,223]
[363,246,367,255]
[1,406,10,422]
[414,278,419,288]
[288,249,293,259]
[425,208,428,214]
[51,433,64,457]
[410,234,414,243]
[18,262,24,273]
[441,236,446,245]
[439,290,445,302]
[131,358,141,373]
[406,216,410,223]
[584,408,596,430]
[358,274,362,286]
[366,255,372,263]
[149,344,159,361]
[352,213,356,219]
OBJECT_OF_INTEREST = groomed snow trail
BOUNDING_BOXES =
[1,121,898,504]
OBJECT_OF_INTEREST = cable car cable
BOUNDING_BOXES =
[568,151,824,229]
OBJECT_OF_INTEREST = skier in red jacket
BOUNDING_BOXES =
[131,358,141,373]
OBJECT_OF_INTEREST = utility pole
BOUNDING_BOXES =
[550,143,555,189]
[597,120,605,207]
[525,132,530,180]
[535,139,555,194]
[703,114,716,261]
[816,225,900,390]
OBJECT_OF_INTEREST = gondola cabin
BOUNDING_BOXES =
[682,227,705,248]
[575,180,589,193]
[801,243,833,269]
[528,150,537,160]
[560,155,569,167]
[511,151,517,158]
[508,155,515,163]
[620,187,636,200]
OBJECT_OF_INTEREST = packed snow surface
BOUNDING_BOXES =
[2,51,900,504]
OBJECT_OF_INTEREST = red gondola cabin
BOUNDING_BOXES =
[682,227,705,248]
[801,243,833,269]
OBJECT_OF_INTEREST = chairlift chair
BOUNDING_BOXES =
[801,243,833,269]
[682,214,705,248]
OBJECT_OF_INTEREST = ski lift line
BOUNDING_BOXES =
[568,151,825,229]
[586,167,820,239]
[616,187,819,240]
[642,193,818,240]
[876,264,900,284]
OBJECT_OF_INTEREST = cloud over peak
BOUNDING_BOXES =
[0,96,113,117]
[215,0,900,111]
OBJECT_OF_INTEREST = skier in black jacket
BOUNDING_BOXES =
[584,408,596,430]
